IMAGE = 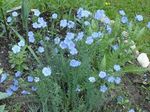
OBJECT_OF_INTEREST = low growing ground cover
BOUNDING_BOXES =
[0,0,150,112]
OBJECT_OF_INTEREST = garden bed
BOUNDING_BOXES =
[0,1,150,112]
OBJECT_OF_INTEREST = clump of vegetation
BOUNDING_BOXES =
[0,0,150,112]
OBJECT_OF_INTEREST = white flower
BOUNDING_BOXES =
[84,21,90,26]
[42,67,52,76]
[45,36,50,41]
[38,46,45,53]
[122,31,129,37]
[137,53,150,68]
[54,37,60,44]
[130,40,136,50]
[128,109,135,112]
[18,40,25,47]
[12,45,21,54]
[7,16,12,23]
[12,11,18,17]
[88,77,96,83]
[33,9,41,16]
[52,13,58,19]
[34,77,40,82]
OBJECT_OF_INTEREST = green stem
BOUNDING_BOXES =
[1,8,9,37]
[27,46,42,65]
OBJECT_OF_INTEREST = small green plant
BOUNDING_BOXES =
[1,1,150,112]
[0,92,9,112]
[9,45,28,71]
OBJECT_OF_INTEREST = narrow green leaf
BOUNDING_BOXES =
[27,46,41,65]
[100,55,106,70]
[0,92,9,100]
[122,65,147,74]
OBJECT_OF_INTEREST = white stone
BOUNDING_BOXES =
[137,53,150,68]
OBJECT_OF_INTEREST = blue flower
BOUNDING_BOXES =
[32,22,40,29]
[29,36,35,43]
[92,32,99,39]
[0,73,8,83]
[67,21,75,28]
[66,32,75,40]
[28,31,35,43]
[69,48,78,55]
[103,17,110,24]
[15,71,22,78]
[100,85,108,93]
[77,8,91,19]
[115,77,121,84]
[70,59,81,67]
[42,67,52,76]
[119,10,126,16]
[27,76,34,82]
[85,36,94,45]
[114,64,121,72]
[107,76,115,83]
[6,88,13,96]
[106,25,112,34]
[28,31,34,37]
[112,44,119,51]
[147,22,150,29]
[67,41,76,49]
[31,86,37,91]
[12,45,21,54]
[99,71,107,79]
[38,46,45,53]
[7,16,12,23]
[52,13,58,19]
[10,85,19,91]
[60,19,67,28]
[13,79,19,86]
[12,11,18,17]
[128,109,135,112]
[94,10,105,20]
[38,17,47,28]
[21,90,31,95]
[121,16,128,24]
[135,15,143,22]
[75,32,84,41]
[64,38,72,46]
[59,41,68,49]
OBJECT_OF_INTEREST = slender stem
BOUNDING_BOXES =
[1,8,9,38]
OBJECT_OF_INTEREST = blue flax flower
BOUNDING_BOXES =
[100,85,108,93]
[114,64,121,72]
[70,59,81,67]
[135,15,143,22]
